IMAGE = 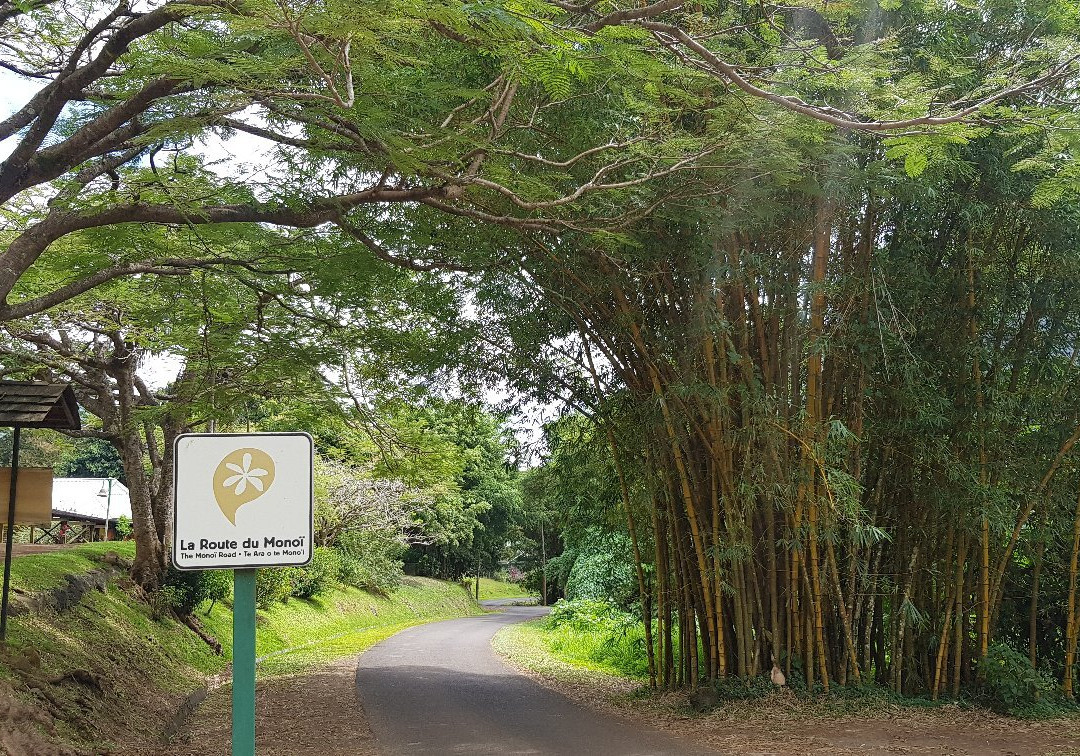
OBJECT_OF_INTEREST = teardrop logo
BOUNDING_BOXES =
[212,448,276,525]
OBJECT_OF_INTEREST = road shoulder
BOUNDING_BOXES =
[493,619,1080,756]
[167,656,377,756]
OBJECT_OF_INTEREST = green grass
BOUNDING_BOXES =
[9,540,137,592]
[5,557,226,749]
[201,576,483,675]
[494,619,592,679]
[476,577,535,600]
[495,618,650,680]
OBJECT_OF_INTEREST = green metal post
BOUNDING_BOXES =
[232,569,257,756]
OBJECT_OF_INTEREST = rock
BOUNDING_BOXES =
[21,647,40,670]
[771,664,786,687]
[688,685,719,713]
[46,669,103,691]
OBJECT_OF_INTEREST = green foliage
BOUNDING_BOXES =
[558,529,637,609]
[977,644,1065,717]
[289,547,341,600]
[255,568,293,610]
[401,401,525,580]
[114,515,133,540]
[158,567,233,617]
[543,598,650,679]
[54,438,124,482]
[336,532,404,596]
[150,585,186,620]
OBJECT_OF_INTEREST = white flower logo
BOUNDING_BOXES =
[221,452,269,496]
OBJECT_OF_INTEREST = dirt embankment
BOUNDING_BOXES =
[0,544,224,755]
[1,545,481,755]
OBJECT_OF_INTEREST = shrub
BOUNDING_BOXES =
[521,566,560,604]
[977,643,1060,716]
[114,515,133,540]
[201,570,232,613]
[150,584,185,620]
[335,533,403,595]
[290,547,341,599]
[158,567,231,617]
[545,598,650,679]
[336,550,365,586]
[549,598,621,631]
[255,567,292,609]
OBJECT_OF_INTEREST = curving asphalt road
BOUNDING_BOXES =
[354,603,717,756]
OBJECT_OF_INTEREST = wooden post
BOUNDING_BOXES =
[1,425,21,642]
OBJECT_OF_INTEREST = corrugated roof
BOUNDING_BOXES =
[0,382,80,429]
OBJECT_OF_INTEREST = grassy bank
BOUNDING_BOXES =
[10,540,139,591]
[3,542,224,752]
[202,577,482,675]
[476,577,535,601]
[0,545,480,753]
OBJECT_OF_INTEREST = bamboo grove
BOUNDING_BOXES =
[488,122,1080,697]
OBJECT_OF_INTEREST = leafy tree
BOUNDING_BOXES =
[0,0,1070,330]
[402,401,524,579]
[54,438,125,481]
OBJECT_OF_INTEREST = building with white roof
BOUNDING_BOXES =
[51,478,132,524]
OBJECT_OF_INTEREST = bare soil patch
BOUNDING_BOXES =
[148,657,376,756]
[494,631,1080,756]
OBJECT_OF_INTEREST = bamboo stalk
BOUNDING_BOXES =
[1063,483,1080,699]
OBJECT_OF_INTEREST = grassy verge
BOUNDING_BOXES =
[499,599,650,679]
[494,619,613,680]
[200,577,483,676]
[10,540,137,592]
[476,577,535,601]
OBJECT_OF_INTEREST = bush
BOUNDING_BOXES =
[150,584,185,620]
[549,598,624,631]
[290,547,341,599]
[335,533,403,595]
[977,643,1060,716]
[158,567,232,617]
[255,567,292,609]
[114,515,133,540]
[545,598,650,678]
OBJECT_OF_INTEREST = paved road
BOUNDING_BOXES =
[354,604,716,755]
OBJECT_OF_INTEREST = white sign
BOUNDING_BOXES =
[172,433,313,570]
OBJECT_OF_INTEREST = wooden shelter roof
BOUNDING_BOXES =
[0,381,81,429]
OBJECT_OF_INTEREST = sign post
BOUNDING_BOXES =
[232,569,257,756]
[172,433,313,756]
